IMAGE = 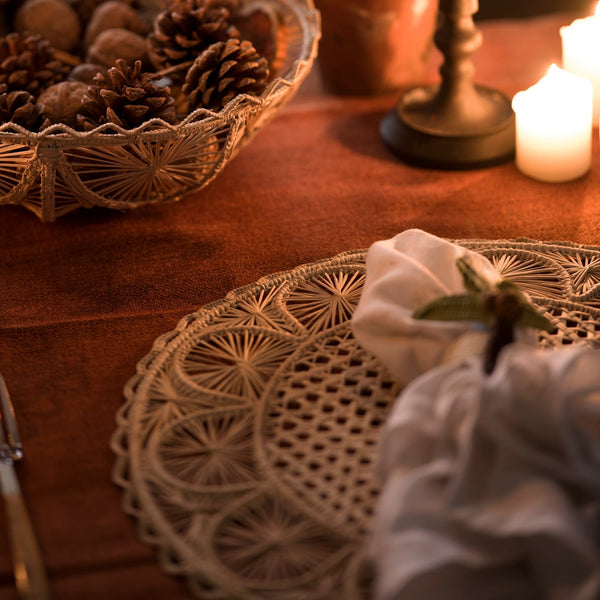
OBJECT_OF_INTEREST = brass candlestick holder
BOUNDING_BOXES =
[380,0,515,169]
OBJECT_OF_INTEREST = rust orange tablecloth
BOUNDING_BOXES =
[0,11,599,600]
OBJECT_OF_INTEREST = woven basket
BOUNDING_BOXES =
[0,0,320,222]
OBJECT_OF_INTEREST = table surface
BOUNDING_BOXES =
[0,10,599,600]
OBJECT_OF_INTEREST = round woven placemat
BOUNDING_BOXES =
[112,238,600,599]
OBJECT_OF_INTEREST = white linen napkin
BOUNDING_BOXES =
[351,229,600,600]
[352,229,534,388]
[371,343,600,600]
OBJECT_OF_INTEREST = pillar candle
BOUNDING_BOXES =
[511,65,592,183]
[561,2,600,126]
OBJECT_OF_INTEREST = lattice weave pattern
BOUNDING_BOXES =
[112,239,600,600]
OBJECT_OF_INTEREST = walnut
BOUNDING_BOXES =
[84,1,151,49]
[86,28,148,68]
[14,0,82,52]
[68,62,107,84]
[37,80,88,127]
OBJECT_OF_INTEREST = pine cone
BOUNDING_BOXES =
[148,0,241,84]
[0,32,71,96]
[182,38,268,111]
[76,59,177,131]
[0,83,50,131]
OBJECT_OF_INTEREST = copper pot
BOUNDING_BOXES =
[314,0,439,95]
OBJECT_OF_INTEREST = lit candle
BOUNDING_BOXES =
[511,65,592,183]
[561,2,600,126]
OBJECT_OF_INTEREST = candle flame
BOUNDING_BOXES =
[512,63,592,123]
[596,1,600,17]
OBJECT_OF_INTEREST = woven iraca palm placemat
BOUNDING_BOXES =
[112,239,600,600]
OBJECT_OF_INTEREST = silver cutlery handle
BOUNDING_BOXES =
[0,460,51,600]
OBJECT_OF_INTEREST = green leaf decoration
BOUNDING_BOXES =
[457,255,491,294]
[413,293,493,326]
[517,305,556,333]
[413,256,557,336]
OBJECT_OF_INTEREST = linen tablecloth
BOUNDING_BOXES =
[0,10,599,599]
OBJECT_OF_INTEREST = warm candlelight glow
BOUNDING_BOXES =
[512,65,593,183]
[560,1,600,126]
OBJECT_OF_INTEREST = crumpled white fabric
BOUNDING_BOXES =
[371,343,600,600]
[352,229,534,388]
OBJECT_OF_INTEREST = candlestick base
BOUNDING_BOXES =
[381,84,515,170]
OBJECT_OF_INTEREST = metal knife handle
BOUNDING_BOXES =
[0,460,51,600]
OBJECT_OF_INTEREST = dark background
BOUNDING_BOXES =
[476,0,592,19]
